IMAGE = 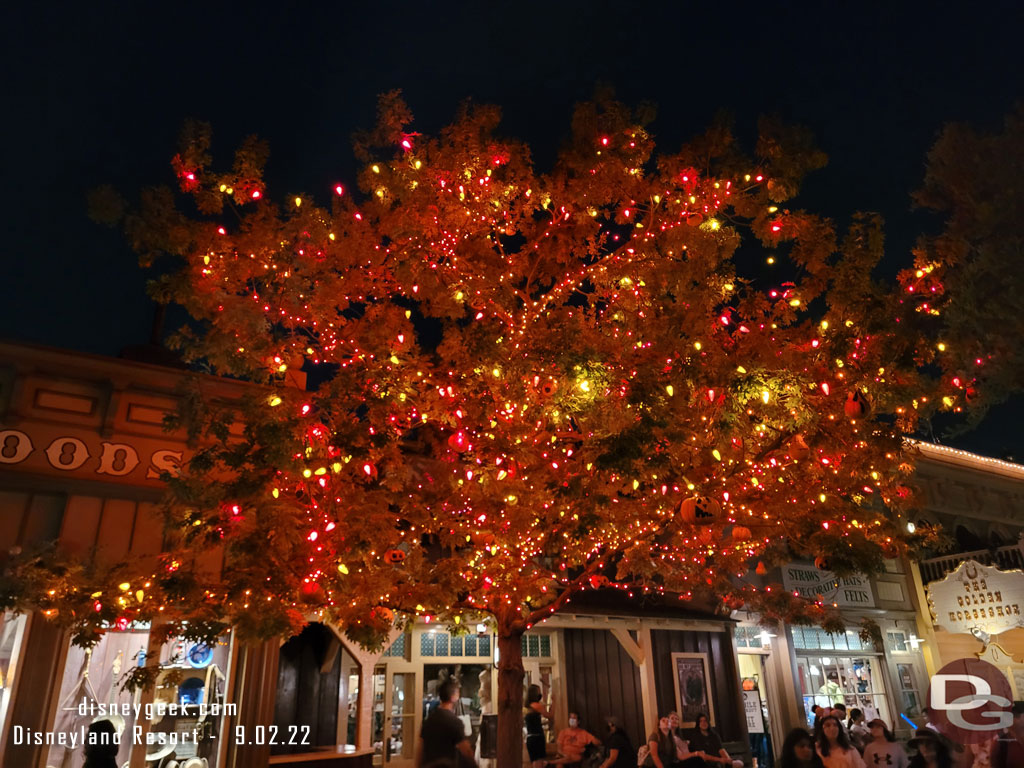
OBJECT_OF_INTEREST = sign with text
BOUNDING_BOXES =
[742,690,764,733]
[0,424,185,488]
[927,559,1024,636]
[782,562,875,608]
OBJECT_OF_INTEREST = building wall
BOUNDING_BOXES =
[562,628,645,746]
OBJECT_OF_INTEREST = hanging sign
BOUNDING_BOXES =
[782,562,875,608]
[742,689,765,734]
[927,559,1024,636]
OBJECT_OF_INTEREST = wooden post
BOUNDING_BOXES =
[636,626,659,739]
[224,639,280,768]
[0,613,67,768]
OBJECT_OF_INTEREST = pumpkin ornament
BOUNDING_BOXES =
[372,606,394,624]
[679,495,721,524]
[731,525,752,541]
[384,548,407,564]
[539,379,558,397]
[844,390,870,419]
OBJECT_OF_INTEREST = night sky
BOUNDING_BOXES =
[3,2,1022,456]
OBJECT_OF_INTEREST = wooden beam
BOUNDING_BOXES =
[610,626,644,666]
[636,627,659,738]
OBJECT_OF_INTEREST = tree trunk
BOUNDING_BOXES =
[496,627,526,768]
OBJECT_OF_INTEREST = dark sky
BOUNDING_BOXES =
[3,1,1022,456]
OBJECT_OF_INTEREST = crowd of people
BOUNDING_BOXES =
[416,680,1024,768]
[777,700,1024,768]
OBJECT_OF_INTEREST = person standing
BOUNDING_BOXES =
[846,709,869,753]
[907,729,953,768]
[815,716,865,768]
[779,728,825,768]
[992,700,1024,768]
[525,684,552,768]
[862,720,907,768]
[598,716,634,768]
[417,678,475,767]
[82,719,119,768]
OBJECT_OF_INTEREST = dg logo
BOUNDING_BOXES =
[927,658,1013,743]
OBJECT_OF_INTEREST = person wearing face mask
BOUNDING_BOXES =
[598,716,634,768]
[780,727,825,768]
[551,711,601,766]
[862,719,907,768]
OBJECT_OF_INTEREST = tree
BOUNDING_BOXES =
[910,105,1024,432]
[15,94,963,766]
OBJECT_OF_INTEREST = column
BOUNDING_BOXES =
[1,612,68,768]
[223,639,280,768]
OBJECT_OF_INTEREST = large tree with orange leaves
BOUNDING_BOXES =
[15,93,978,764]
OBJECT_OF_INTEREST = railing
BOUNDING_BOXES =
[919,543,1024,584]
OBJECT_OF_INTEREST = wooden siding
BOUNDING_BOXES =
[651,628,748,746]
[563,628,646,749]
[273,623,343,754]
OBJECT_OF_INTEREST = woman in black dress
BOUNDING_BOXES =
[525,683,552,768]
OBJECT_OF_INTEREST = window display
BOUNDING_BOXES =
[796,655,890,726]
[0,612,28,740]
[45,628,232,768]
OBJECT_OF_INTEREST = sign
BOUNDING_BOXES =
[0,425,185,488]
[782,562,875,608]
[742,690,764,733]
[926,559,1024,636]
[927,657,1013,744]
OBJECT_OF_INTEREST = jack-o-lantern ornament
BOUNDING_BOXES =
[384,548,406,564]
[814,556,831,572]
[539,379,558,397]
[679,495,721,524]
[731,525,752,541]
[844,391,870,419]
[372,606,394,624]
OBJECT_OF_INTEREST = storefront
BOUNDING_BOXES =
[1,341,750,768]
[734,555,930,757]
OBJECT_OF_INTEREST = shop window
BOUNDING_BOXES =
[792,627,871,652]
[421,631,491,658]
[46,626,232,768]
[734,626,764,649]
[382,633,408,659]
[521,633,552,658]
[886,631,908,652]
[895,663,922,717]
[795,654,890,728]
[0,612,28,740]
